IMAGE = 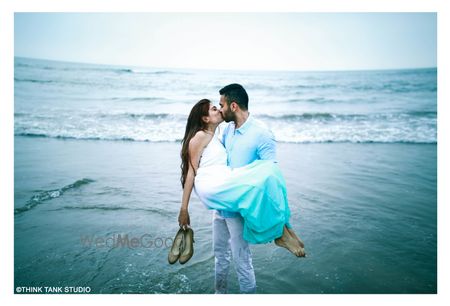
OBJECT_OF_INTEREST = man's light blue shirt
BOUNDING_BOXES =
[218,114,277,218]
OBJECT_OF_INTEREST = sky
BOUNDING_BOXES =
[14,13,437,71]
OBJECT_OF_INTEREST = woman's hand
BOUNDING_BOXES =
[178,208,190,229]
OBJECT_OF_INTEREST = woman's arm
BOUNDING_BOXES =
[178,131,211,228]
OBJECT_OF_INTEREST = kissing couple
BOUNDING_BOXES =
[169,83,305,294]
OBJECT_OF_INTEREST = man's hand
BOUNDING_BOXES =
[178,208,190,229]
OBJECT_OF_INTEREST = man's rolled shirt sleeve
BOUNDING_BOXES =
[257,130,277,161]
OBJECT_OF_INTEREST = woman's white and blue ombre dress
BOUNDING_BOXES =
[194,134,292,244]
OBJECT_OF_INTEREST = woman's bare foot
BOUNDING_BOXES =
[287,227,305,248]
[275,226,305,257]
[287,227,306,257]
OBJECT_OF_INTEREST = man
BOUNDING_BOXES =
[213,83,277,294]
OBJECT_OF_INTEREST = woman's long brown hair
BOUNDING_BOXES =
[180,99,211,188]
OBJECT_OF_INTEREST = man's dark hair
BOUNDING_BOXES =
[219,83,249,110]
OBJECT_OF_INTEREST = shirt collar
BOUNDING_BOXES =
[235,113,253,135]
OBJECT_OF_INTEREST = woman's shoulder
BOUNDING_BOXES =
[191,130,210,141]
[189,130,212,149]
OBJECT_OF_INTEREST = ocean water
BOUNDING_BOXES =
[14,57,437,294]
[14,57,436,144]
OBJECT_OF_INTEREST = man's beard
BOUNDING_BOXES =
[222,109,235,122]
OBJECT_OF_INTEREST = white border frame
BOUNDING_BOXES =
[1,1,447,305]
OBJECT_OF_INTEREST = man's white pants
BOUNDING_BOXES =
[212,210,256,293]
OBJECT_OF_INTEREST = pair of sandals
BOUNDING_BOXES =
[168,227,195,264]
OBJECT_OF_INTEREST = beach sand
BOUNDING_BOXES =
[14,136,437,293]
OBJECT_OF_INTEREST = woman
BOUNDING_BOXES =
[178,99,305,257]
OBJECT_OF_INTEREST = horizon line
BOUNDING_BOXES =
[14,55,438,73]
